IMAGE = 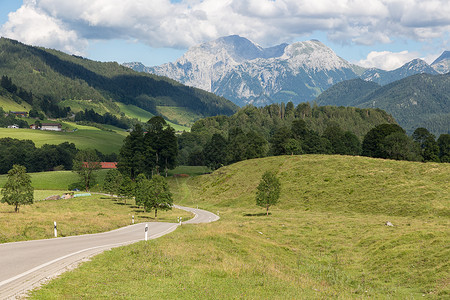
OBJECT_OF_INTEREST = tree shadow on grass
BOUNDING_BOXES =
[114,202,132,206]
[138,216,155,220]
[243,212,272,217]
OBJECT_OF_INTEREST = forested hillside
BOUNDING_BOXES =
[315,78,380,107]
[0,38,238,124]
[178,103,397,166]
[315,73,450,135]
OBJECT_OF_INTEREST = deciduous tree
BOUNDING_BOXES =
[136,175,173,218]
[256,171,281,216]
[103,169,122,199]
[73,149,101,191]
[1,165,34,212]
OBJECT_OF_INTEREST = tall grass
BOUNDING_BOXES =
[30,155,449,298]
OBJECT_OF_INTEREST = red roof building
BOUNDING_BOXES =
[100,162,118,169]
[82,162,117,169]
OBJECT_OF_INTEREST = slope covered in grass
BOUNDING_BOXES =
[0,127,125,154]
[0,94,31,112]
[31,155,449,298]
[189,155,449,217]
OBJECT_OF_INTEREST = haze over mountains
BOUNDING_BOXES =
[124,35,449,107]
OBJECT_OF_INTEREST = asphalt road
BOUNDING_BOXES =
[0,205,219,299]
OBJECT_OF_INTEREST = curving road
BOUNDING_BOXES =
[0,205,219,299]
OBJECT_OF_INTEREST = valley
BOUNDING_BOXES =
[0,35,449,299]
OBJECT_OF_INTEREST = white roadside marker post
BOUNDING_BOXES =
[54,221,57,238]
[132,215,134,224]
[145,224,148,241]
[180,217,182,225]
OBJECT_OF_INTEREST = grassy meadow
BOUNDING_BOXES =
[117,103,190,132]
[29,155,449,299]
[0,167,194,243]
[156,106,200,128]
[0,94,31,112]
[0,193,192,243]
[0,127,125,153]
[0,169,109,190]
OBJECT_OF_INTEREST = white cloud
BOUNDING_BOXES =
[0,2,87,55]
[1,0,449,56]
[357,50,420,70]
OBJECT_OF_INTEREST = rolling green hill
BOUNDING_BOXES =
[0,126,125,154]
[29,155,449,298]
[0,37,238,126]
[315,74,450,135]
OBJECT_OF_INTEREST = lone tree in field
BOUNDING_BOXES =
[256,171,281,216]
[73,149,101,192]
[136,175,173,218]
[1,165,34,212]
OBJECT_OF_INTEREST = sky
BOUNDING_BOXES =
[0,0,449,71]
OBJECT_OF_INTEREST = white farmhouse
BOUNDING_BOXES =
[41,123,62,131]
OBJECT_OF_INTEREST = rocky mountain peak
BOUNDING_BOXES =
[282,40,350,70]
[431,50,450,74]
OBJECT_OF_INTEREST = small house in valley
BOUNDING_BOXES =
[40,123,62,131]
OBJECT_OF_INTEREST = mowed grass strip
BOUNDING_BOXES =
[30,155,450,298]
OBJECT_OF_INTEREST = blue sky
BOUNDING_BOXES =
[1,1,449,70]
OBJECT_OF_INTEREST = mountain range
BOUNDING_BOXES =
[124,35,449,107]
[315,74,450,135]
[0,38,238,126]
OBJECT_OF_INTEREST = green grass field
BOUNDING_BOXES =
[116,103,154,122]
[117,103,190,132]
[29,155,449,298]
[0,94,31,112]
[59,99,117,115]
[0,127,125,153]
[157,106,200,127]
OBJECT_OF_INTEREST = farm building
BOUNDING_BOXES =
[30,123,63,131]
[82,162,118,169]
